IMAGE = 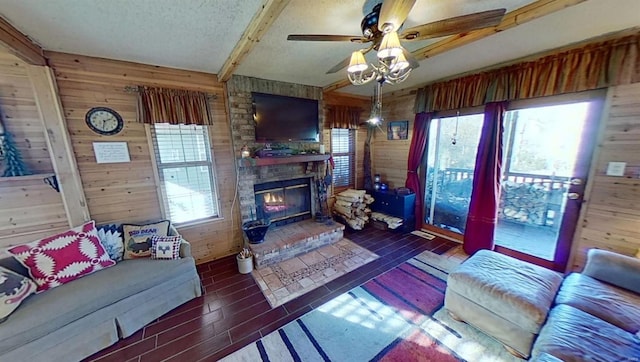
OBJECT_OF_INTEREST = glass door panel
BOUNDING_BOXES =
[495,101,596,265]
[424,114,483,234]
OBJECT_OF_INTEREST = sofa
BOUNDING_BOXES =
[0,223,202,362]
[531,249,640,361]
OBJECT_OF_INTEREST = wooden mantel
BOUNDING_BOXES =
[238,154,330,167]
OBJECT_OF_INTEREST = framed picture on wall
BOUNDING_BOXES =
[387,120,408,140]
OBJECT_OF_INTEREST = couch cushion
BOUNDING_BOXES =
[532,304,640,361]
[97,223,124,262]
[447,250,563,333]
[555,272,640,333]
[122,220,170,259]
[0,266,37,323]
[0,257,197,354]
[151,235,182,260]
[8,221,115,292]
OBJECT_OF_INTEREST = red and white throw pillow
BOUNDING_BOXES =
[150,235,182,260]
[8,221,115,293]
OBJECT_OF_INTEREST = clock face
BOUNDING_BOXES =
[85,107,124,135]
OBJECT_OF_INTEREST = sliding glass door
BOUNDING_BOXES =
[424,113,483,235]
[422,94,602,270]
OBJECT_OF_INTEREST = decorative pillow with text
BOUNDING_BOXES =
[122,221,170,259]
[150,235,182,260]
[8,221,115,293]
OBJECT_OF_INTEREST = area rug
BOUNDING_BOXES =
[252,238,378,308]
[222,250,519,362]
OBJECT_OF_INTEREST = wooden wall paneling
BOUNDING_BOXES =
[372,88,416,189]
[0,51,68,250]
[569,82,640,270]
[46,51,239,263]
[27,65,93,227]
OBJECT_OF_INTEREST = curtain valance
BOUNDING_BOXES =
[326,105,362,129]
[415,32,640,113]
[137,86,212,125]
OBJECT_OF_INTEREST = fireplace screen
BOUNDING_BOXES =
[254,177,312,226]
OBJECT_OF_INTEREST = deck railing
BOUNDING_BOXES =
[427,168,570,230]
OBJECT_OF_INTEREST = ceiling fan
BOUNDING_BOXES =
[287,0,506,83]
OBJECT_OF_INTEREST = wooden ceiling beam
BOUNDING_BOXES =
[323,0,586,93]
[217,0,291,82]
[0,16,46,66]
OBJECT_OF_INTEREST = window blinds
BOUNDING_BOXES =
[331,128,355,188]
[151,124,219,223]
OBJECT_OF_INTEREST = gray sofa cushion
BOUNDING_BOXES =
[0,257,197,354]
[556,273,640,333]
[532,304,640,362]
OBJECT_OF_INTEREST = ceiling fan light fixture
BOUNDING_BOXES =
[391,52,410,72]
[377,31,403,59]
[347,51,369,73]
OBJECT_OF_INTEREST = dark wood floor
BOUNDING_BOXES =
[87,225,458,362]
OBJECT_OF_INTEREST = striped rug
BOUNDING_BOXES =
[221,250,519,362]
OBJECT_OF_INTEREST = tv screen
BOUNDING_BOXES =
[252,92,319,142]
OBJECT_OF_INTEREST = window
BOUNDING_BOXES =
[151,123,220,224]
[331,128,355,188]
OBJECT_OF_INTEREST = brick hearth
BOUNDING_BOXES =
[249,220,345,268]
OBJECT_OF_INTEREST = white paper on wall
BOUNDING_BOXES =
[93,142,131,164]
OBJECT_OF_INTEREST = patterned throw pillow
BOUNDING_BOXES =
[122,220,170,260]
[150,235,182,260]
[8,221,115,293]
[97,224,124,262]
[0,266,37,323]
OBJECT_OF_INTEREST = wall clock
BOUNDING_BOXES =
[85,107,124,135]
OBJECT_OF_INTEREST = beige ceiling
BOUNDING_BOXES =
[1,0,639,96]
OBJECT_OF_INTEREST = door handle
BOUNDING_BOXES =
[567,192,581,200]
[570,178,583,186]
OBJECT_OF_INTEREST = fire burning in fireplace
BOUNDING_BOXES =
[263,192,287,212]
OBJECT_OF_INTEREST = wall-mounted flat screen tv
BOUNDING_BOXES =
[252,92,319,142]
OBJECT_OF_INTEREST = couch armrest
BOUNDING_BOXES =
[179,240,192,259]
[582,249,640,294]
[167,224,192,258]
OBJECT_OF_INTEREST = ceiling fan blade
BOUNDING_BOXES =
[326,46,374,74]
[326,56,353,74]
[287,34,368,43]
[403,48,420,69]
[379,0,417,32]
[400,8,506,41]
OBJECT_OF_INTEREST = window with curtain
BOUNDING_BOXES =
[331,128,355,188]
[150,123,220,224]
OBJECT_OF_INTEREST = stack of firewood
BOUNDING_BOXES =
[371,212,404,230]
[333,189,374,230]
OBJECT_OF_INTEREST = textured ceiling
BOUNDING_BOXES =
[1,0,639,96]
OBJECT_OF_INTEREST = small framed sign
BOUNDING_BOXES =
[92,142,131,164]
[387,120,409,140]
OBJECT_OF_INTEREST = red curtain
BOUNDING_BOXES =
[405,112,432,230]
[463,102,506,255]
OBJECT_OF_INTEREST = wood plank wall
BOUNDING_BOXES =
[46,52,240,264]
[570,82,640,269]
[0,51,67,249]
[323,92,370,189]
[372,88,416,189]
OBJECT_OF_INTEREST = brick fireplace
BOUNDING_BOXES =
[227,76,344,268]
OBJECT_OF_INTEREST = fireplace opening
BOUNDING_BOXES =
[254,177,312,227]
